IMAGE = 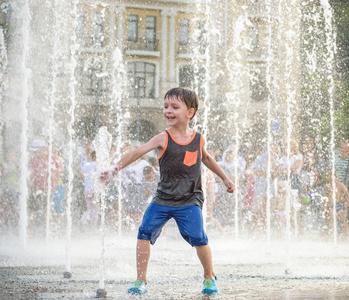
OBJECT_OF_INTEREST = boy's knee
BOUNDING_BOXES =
[138,225,161,245]
[137,225,152,239]
[182,232,208,247]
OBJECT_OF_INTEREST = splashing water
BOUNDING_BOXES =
[0,28,7,145]
[110,47,128,235]
[0,1,347,298]
[65,0,79,275]
[93,126,112,292]
[18,0,31,248]
[320,0,337,247]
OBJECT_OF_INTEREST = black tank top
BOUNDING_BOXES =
[151,129,204,208]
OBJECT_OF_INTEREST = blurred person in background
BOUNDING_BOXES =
[0,151,20,232]
[27,139,60,236]
[80,150,99,228]
[323,171,349,239]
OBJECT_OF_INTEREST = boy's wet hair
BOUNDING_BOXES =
[164,87,199,120]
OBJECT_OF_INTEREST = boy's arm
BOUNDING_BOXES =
[100,133,166,181]
[201,137,234,193]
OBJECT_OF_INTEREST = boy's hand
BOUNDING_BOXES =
[224,178,235,193]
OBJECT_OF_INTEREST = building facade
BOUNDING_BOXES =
[1,0,301,157]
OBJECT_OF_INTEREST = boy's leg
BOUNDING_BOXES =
[133,203,171,285]
[136,239,151,283]
[195,244,216,279]
[173,206,218,293]
[173,206,215,279]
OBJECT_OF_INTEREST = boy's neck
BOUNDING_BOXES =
[168,124,192,135]
[168,125,194,142]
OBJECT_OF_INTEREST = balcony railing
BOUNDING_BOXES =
[127,38,160,52]
[178,43,206,56]
[247,0,279,18]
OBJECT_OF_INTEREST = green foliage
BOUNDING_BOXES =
[317,81,349,147]
[335,97,349,141]
[302,1,349,148]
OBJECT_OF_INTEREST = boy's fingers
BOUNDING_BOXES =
[226,182,234,193]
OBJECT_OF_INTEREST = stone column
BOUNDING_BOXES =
[169,10,177,86]
[108,4,116,71]
[117,6,125,50]
[161,9,169,95]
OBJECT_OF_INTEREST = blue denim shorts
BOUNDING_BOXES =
[137,203,208,247]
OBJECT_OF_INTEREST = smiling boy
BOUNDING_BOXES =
[100,87,234,294]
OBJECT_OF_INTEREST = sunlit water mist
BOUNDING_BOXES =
[265,0,273,249]
[45,0,63,243]
[224,13,248,241]
[110,48,128,235]
[65,0,80,275]
[192,0,213,224]
[279,0,301,274]
[6,0,340,247]
[321,0,338,247]
[93,126,112,293]
[0,28,7,147]
[18,0,31,247]
[301,0,338,245]
[0,0,348,298]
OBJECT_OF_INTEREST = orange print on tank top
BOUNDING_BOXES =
[183,150,198,167]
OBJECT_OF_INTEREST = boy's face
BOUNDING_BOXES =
[163,96,194,126]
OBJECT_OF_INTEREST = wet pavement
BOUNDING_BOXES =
[1,227,349,299]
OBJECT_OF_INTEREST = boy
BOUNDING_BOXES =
[100,87,234,294]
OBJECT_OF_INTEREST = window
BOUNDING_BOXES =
[93,12,104,47]
[249,65,267,102]
[179,19,189,45]
[249,23,259,52]
[128,15,138,41]
[78,58,105,96]
[197,21,206,54]
[179,65,194,88]
[127,62,156,98]
[76,11,85,43]
[146,16,156,51]
[248,21,266,58]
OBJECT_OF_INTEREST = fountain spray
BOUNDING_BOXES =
[18,0,31,248]
[93,126,112,298]
[0,28,7,153]
[64,0,80,279]
[110,46,128,236]
[278,0,300,275]
[192,0,212,228]
[45,0,63,243]
[320,0,337,247]
[224,13,248,241]
[265,0,274,250]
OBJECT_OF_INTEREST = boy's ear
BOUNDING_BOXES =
[187,107,195,119]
